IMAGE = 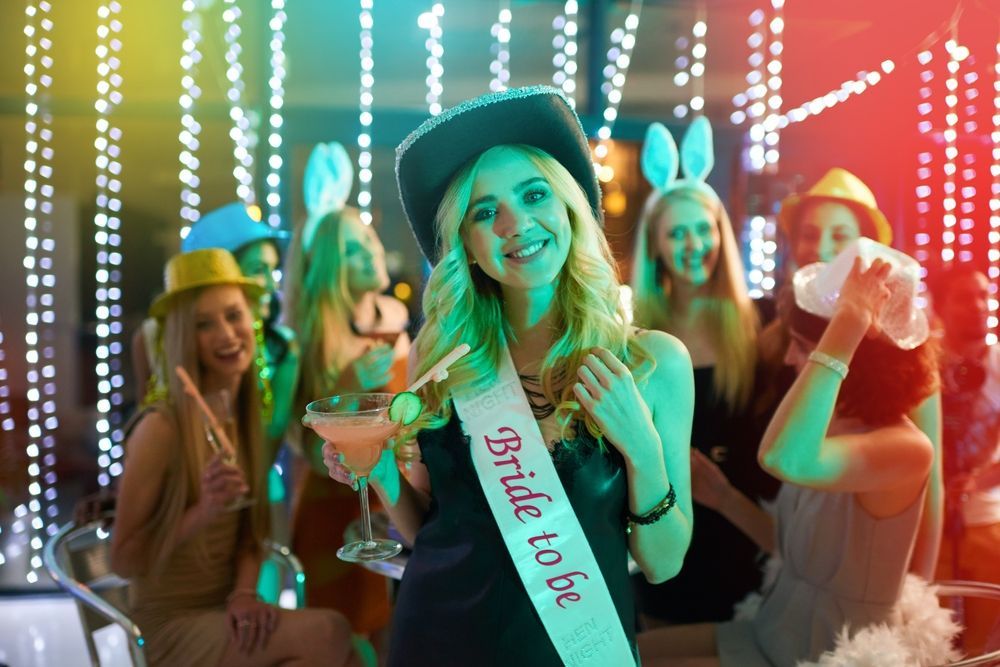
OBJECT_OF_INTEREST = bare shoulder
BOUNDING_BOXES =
[634,329,693,380]
[375,294,410,329]
[126,408,179,465]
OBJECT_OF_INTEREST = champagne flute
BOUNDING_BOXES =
[202,388,255,512]
[305,393,403,562]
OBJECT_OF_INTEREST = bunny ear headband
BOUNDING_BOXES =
[640,115,717,197]
[301,141,355,251]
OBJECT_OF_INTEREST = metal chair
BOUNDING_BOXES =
[42,515,305,667]
[934,580,1000,667]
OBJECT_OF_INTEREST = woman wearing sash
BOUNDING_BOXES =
[639,240,960,666]
[282,142,410,639]
[111,248,359,666]
[321,86,694,666]
[629,119,779,627]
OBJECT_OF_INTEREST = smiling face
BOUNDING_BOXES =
[194,285,255,389]
[654,195,721,289]
[341,211,390,297]
[460,147,572,291]
[793,200,863,267]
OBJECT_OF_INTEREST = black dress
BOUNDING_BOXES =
[633,366,780,624]
[388,412,639,667]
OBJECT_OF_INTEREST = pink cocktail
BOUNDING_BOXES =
[309,415,399,476]
[305,393,404,562]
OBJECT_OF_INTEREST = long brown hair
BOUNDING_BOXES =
[631,185,758,409]
[144,287,269,573]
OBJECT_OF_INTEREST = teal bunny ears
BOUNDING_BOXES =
[640,115,717,197]
[302,141,354,250]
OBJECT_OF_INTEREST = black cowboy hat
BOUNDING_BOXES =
[395,85,601,264]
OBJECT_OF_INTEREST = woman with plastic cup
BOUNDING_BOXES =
[639,239,959,666]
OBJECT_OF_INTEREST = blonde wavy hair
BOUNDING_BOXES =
[631,185,758,410]
[144,287,269,574]
[411,144,651,440]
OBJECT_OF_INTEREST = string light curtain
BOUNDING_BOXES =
[94,0,126,490]
[264,0,287,228]
[23,0,60,585]
[178,0,203,237]
[489,1,511,93]
[222,0,255,205]
[552,1,578,107]
[357,0,374,225]
[418,4,445,116]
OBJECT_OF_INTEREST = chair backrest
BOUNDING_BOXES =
[935,580,1000,667]
[42,519,146,667]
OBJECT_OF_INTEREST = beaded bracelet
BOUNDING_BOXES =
[807,350,849,381]
[625,483,676,535]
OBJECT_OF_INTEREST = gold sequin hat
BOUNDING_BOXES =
[778,167,893,246]
[149,248,265,318]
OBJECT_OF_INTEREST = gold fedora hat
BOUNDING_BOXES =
[149,248,264,318]
[778,167,892,246]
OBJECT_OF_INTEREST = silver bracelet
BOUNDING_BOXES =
[807,351,849,380]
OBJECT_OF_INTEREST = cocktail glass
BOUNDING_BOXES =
[305,393,403,562]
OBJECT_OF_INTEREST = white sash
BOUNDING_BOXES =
[452,346,635,666]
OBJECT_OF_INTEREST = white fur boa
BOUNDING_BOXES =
[732,558,963,666]
[797,575,961,667]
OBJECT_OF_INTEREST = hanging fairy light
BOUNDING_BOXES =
[956,59,980,264]
[94,0,125,490]
[23,0,59,585]
[357,0,374,225]
[739,8,768,171]
[551,0,578,107]
[0,325,11,434]
[593,2,642,170]
[941,38,965,265]
[264,0,287,228]
[913,50,936,305]
[988,41,1000,344]
[222,0,255,205]
[489,1,511,93]
[178,0,203,238]
[418,4,445,116]
[781,60,896,126]
[673,7,707,119]
[761,0,784,170]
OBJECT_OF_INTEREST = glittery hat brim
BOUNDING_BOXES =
[149,248,267,318]
[395,85,601,264]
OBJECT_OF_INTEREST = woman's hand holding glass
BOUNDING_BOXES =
[197,455,249,521]
[323,442,399,495]
[226,591,278,655]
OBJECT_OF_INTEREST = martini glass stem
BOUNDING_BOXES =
[357,475,375,547]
